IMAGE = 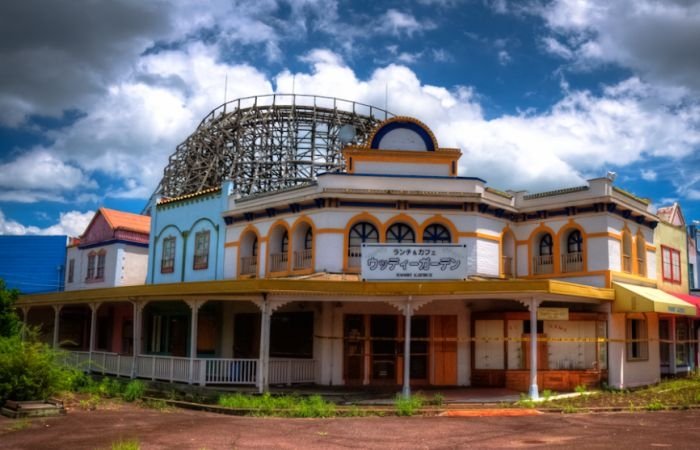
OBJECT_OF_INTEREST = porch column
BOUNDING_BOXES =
[187,300,202,384]
[670,316,677,375]
[258,298,271,393]
[52,304,62,348]
[402,301,413,398]
[20,306,30,340]
[131,301,144,379]
[88,303,100,373]
[529,298,540,400]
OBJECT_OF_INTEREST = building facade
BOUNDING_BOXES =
[18,115,700,397]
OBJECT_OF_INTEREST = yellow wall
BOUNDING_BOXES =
[654,221,688,294]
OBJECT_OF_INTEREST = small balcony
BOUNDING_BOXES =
[269,253,289,273]
[532,255,554,275]
[561,252,583,273]
[293,249,312,270]
[239,256,257,276]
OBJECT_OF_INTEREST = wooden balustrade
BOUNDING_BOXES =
[532,255,554,275]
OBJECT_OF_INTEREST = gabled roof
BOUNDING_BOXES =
[99,208,150,234]
[657,203,686,227]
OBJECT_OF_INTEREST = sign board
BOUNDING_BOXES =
[361,244,468,281]
[537,307,569,321]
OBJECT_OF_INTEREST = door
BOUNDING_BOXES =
[433,315,457,385]
[371,315,398,383]
[344,315,365,384]
[233,313,260,358]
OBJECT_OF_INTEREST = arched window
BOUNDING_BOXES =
[252,236,258,257]
[622,231,632,273]
[567,230,583,253]
[281,230,288,253]
[349,222,379,247]
[636,235,646,276]
[423,224,451,243]
[386,223,416,244]
[348,222,379,268]
[304,228,313,250]
[539,234,553,256]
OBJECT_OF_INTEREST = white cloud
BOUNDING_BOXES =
[641,169,657,181]
[498,50,512,65]
[537,0,700,93]
[0,209,93,236]
[381,9,435,37]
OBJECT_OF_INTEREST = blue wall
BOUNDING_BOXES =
[0,235,67,294]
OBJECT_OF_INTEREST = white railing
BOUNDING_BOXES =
[64,352,315,387]
[201,359,258,385]
[293,249,312,270]
[502,256,513,277]
[561,252,583,273]
[90,351,133,377]
[348,246,361,268]
[269,358,316,385]
[532,255,554,274]
[269,253,288,272]
[239,256,257,275]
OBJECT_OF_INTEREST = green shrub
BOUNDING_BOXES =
[111,439,140,450]
[0,279,21,338]
[217,393,336,417]
[542,389,554,401]
[0,333,75,403]
[430,393,445,407]
[574,384,587,394]
[123,380,145,402]
[394,394,424,416]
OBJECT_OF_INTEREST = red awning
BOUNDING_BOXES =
[670,292,700,318]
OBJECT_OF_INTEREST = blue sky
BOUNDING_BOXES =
[1,0,699,236]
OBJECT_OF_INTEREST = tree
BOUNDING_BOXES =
[0,278,21,338]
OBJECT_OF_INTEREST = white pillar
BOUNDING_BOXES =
[402,301,413,398]
[52,305,62,348]
[258,298,271,393]
[529,298,540,400]
[670,316,677,375]
[88,303,99,373]
[131,301,143,379]
[188,300,201,384]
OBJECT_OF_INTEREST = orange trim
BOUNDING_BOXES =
[316,228,345,234]
[527,224,559,275]
[237,225,261,279]
[365,116,440,151]
[645,243,656,252]
[224,242,239,248]
[588,231,622,240]
[342,148,460,175]
[621,226,633,275]
[500,226,517,277]
[556,220,588,274]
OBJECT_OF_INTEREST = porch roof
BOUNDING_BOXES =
[19,278,613,307]
[612,282,697,317]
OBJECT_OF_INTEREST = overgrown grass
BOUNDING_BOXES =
[394,394,424,416]
[217,393,336,417]
[70,375,146,403]
[542,374,700,412]
[111,438,140,450]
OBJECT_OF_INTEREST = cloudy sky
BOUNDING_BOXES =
[1,0,700,236]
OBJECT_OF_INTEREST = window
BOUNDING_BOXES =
[386,223,416,243]
[622,232,632,273]
[67,259,75,283]
[636,235,646,276]
[161,237,176,274]
[281,230,288,253]
[86,252,96,280]
[252,237,258,257]
[662,246,681,283]
[349,222,379,247]
[96,251,106,280]
[539,234,553,256]
[423,224,451,243]
[304,228,313,250]
[193,230,210,270]
[567,230,582,253]
[626,318,648,361]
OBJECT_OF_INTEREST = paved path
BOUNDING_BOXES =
[2,403,700,449]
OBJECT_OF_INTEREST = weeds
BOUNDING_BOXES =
[7,418,30,432]
[394,394,424,416]
[574,384,587,394]
[645,400,666,411]
[430,393,445,407]
[122,381,145,402]
[111,438,140,450]
[142,399,169,411]
[516,393,536,408]
[541,390,554,402]
[217,393,336,417]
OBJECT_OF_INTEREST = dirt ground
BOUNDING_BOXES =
[2,402,700,449]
